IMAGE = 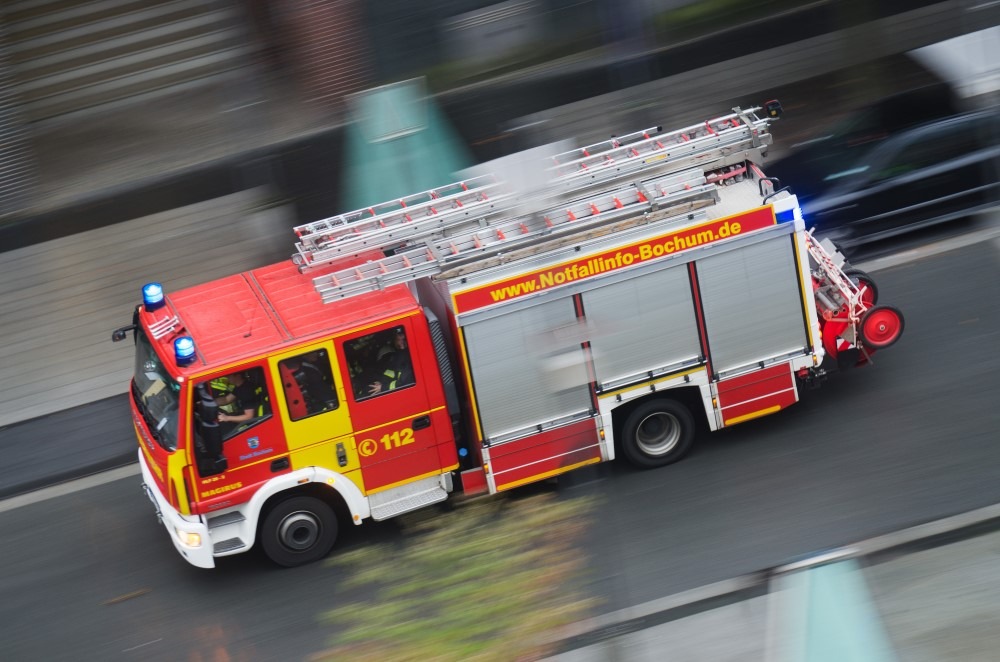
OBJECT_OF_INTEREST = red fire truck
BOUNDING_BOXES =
[112,101,904,568]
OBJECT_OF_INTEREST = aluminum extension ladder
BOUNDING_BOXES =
[546,105,774,191]
[309,166,723,303]
[293,105,780,302]
[291,174,513,269]
[292,105,778,273]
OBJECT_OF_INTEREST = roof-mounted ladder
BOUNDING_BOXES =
[547,106,774,192]
[291,174,513,269]
[310,167,721,302]
[292,106,778,273]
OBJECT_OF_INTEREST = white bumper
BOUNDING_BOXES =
[137,449,215,569]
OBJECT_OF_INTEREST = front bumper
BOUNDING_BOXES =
[137,449,214,569]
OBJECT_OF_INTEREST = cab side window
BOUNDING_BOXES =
[278,350,339,421]
[204,366,271,440]
[344,326,416,400]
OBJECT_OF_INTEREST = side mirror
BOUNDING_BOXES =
[112,306,142,343]
[111,325,136,342]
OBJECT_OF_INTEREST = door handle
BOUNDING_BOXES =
[270,457,290,472]
[413,416,431,431]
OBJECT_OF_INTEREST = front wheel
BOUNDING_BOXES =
[260,496,338,567]
[620,399,696,469]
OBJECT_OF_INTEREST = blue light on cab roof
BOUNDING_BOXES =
[142,282,165,311]
[174,336,197,366]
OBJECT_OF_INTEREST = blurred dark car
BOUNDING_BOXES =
[767,84,961,204]
[765,84,1000,248]
[798,109,1000,248]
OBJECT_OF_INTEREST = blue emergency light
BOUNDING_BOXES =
[142,282,165,311]
[174,336,197,366]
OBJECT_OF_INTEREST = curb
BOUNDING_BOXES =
[0,452,137,502]
[0,464,140,514]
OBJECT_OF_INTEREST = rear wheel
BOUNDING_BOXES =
[620,399,696,469]
[860,305,904,349]
[260,496,338,567]
[844,268,879,307]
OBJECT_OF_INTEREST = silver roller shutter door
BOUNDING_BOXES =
[582,265,701,385]
[697,237,807,374]
[463,299,592,439]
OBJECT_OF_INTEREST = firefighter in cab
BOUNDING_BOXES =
[368,327,414,395]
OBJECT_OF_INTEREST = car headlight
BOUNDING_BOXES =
[175,528,202,548]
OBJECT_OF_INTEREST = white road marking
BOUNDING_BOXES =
[0,465,140,513]
[122,638,163,653]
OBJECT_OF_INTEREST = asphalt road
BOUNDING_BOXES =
[1,235,998,660]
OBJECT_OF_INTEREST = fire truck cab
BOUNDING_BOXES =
[125,258,463,568]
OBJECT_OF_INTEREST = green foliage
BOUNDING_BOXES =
[313,493,598,662]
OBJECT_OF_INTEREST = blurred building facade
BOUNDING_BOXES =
[0,0,995,226]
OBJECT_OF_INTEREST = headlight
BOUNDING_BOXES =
[175,528,202,548]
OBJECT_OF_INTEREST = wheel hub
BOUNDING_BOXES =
[636,412,681,455]
[278,511,321,551]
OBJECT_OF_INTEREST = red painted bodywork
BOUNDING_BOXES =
[487,418,601,491]
[140,250,410,375]
[716,363,798,425]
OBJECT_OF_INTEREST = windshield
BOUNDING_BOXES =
[133,329,181,451]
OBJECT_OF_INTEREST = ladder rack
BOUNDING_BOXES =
[295,104,781,301]
[311,167,720,303]
[547,106,772,191]
[292,105,778,273]
[292,175,512,268]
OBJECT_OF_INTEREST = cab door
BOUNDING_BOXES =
[267,342,362,492]
[338,317,457,495]
[192,361,288,508]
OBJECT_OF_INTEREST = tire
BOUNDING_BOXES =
[844,268,879,307]
[260,496,338,567]
[860,305,904,350]
[620,399,696,469]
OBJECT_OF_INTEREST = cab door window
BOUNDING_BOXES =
[344,326,416,400]
[277,350,339,421]
[205,366,272,440]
